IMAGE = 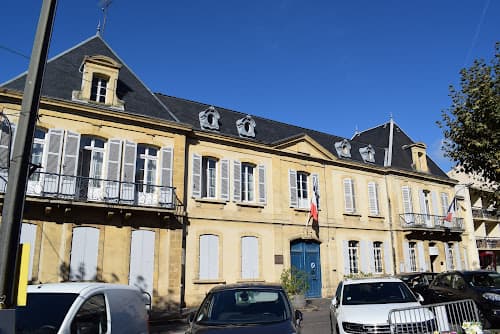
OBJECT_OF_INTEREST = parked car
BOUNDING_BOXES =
[329,277,434,334]
[185,283,303,333]
[396,272,438,299]
[424,270,500,329]
[16,282,150,334]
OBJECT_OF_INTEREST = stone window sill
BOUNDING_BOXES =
[194,198,227,205]
[235,202,265,208]
[343,212,361,217]
[193,279,226,285]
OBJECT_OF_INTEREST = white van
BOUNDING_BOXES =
[16,282,150,334]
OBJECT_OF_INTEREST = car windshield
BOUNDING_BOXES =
[467,272,500,288]
[195,288,291,325]
[342,282,417,305]
[16,292,78,333]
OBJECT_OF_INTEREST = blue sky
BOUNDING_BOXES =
[1,1,498,172]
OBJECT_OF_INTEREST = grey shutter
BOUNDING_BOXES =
[417,241,427,272]
[20,223,37,280]
[289,169,297,208]
[105,139,122,200]
[60,131,80,196]
[344,179,354,213]
[463,247,469,270]
[129,230,155,296]
[360,240,370,273]
[440,193,449,216]
[258,164,266,204]
[454,243,462,270]
[444,242,452,270]
[368,182,379,215]
[419,189,427,215]
[0,121,13,169]
[402,186,413,223]
[159,147,173,205]
[192,153,202,198]
[384,241,393,274]
[121,140,137,201]
[199,235,219,280]
[368,242,375,273]
[43,129,64,193]
[220,159,229,201]
[241,236,259,279]
[233,160,241,202]
[403,240,411,272]
[431,191,439,215]
[70,227,99,281]
[343,240,350,275]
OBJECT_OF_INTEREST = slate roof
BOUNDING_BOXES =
[1,34,177,123]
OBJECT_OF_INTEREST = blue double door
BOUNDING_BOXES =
[291,240,322,298]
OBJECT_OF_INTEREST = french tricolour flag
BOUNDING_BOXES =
[310,178,319,222]
[445,197,456,222]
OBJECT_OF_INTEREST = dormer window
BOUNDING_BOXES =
[359,144,375,163]
[199,106,220,131]
[90,74,108,103]
[72,55,124,110]
[236,115,256,138]
[335,139,351,158]
[403,142,429,173]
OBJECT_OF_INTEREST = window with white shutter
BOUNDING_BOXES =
[241,236,259,279]
[199,234,219,280]
[121,140,137,201]
[343,178,355,213]
[440,193,449,216]
[233,161,241,202]
[159,147,173,205]
[289,169,297,208]
[401,186,414,223]
[368,182,379,216]
[258,164,266,204]
[105,139,122,200]
[296,172,309,208]
[220,159,229,201]
[70,227,99,281]
[129,230,155,296]
[60,131,81,196]
[43,129,64,194]
[192,154,202,198]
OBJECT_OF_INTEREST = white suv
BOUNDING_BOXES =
[329,277,433,334]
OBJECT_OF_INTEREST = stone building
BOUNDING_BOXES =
[0,34,478,308]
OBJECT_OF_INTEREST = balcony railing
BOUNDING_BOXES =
[476,237,500,249]
[399,212,464,231]
[472,207,499,221]
[0,169,180,210]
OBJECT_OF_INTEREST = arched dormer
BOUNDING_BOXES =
[334,139,351,158]
[72,55,124,110]
[359,144,375,163]
[236,115,256,138]
[199,106,220,131]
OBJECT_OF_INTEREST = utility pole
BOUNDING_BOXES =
[0,0,58,310]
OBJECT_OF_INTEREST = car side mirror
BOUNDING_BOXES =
[331,297,338,308]
[416,293,424,303]
[295,310,303,327]
[187,312,195,323]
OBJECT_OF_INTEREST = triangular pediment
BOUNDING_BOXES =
[272,134,336,160]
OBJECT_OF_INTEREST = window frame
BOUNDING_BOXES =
[296,171,309,209]
[135,144,158,193]
[408,242,417,272]
[373,241,383,274]
[90,74,108,103]
[348,240,359,274]
[241,162,255,202]
[202,157,218,199]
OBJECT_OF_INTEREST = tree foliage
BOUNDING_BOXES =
[438,43,500,201]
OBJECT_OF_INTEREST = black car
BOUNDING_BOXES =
[424,270,500,329]
[185,283,302,333]
[396,272,438,299]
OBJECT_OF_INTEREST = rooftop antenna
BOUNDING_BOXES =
[97,0,113,36]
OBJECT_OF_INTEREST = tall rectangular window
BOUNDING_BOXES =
[368,182,379,216]
[348,240,359,274]
[90,75,107,103]
[409,242,417,272]
[297,172,309,208]
[241,163,254,202]
[440,193,449,216]
[199,234,219,280]
[202,157,217,198]
[30,128,46,181]
[136,145,157,193]
[373,241,383,273]
[344,178,356,213]
[241,236,259,279]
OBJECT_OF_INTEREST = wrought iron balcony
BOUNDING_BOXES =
[399,212,464,231]
[472,207,499,221]
[0,169,181,211]
[476,237,500,249]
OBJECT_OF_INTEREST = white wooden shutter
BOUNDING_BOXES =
[440,193,449,216]
[454,243,462,270]
[289,169,297,208]
[60,131,80,196]
[462,247,469,270]
[70,227,99,281]
[402,186,413,223]
[129,230,155,297]
[343,179,355,213]
[258,164,266,204]
[419,189,428,215]
[220,159,229,201]
[159,147,173,205]
[360,240,370,273]
[199,235,219,280]
[20,223,37,280]
[431,191,439,215]
[403,240,411,272]
[368,182,379,215]
[233,160,241,202]
[191,153,202,198]
[368,242,376,273]
[384,241,393,274]
[0,121,12,168]
[343,240,350,275]
[241,236,259,279]
[43,129,64,193]
[444,243,452,270]
[417,241,427,272]
[121,140,137,201]
[105,139,122,200]
[312,173,319,209]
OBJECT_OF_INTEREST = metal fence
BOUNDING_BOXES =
[388,299,480,334]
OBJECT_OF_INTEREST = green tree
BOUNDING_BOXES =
[438,42,500,202]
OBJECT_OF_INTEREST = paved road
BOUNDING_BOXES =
[149,298,332,334]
